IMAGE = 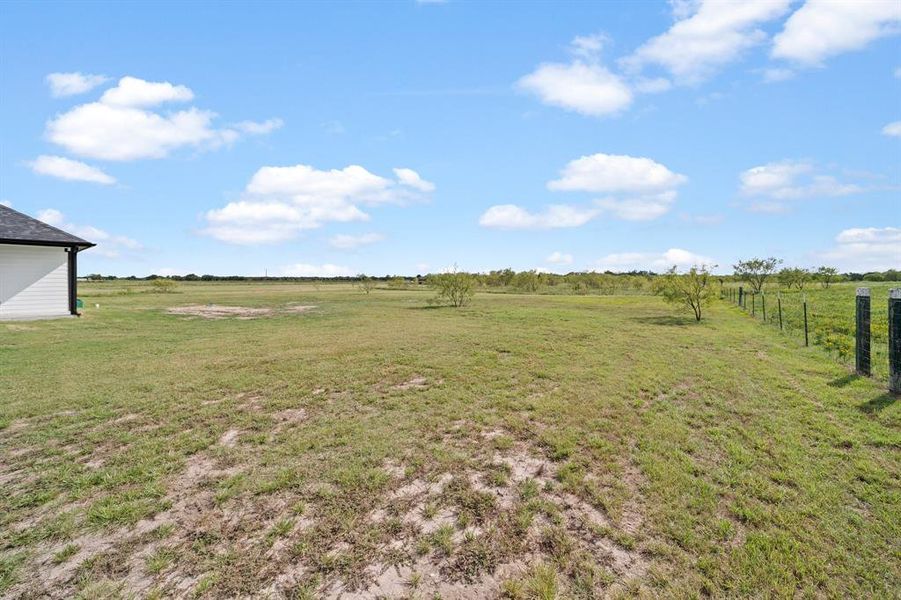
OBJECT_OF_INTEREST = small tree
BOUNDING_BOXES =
[733,257,781,293]
[653,265,715,322]
[777,267,811,290]
[428,267,475,307]
[816,266,838,288]
[357,274,375,295]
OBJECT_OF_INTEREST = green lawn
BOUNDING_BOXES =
[1,283,898,598]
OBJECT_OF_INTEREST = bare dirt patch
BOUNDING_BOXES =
[329,557,529,599]
[499,445,557,484]
[316,433,650,598]
[274,408,307,424]
[166,304,317,320]
[167,305,274,319]
[112,413,140,425]
[7,424,649,599]
[4,450,248,599]
[392,376,430,391]
[219,428,240,448]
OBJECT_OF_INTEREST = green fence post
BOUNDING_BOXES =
[752,293,756,317]
[803,296,809,347]
[778,293,783,331]
[890,289,901,394]
[856,288,871,376]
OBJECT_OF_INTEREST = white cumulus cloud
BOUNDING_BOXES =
[548,153,687,193]
[46,72,108,97]
[203,164,434,244]
[393,167,436,192]
[480,153,687,228]
[882,121,901,137]
[518,62,632,117]
[27,155,116,185]
[772,0,901,66]
[818,227,901,271]
[518,35,633,117]
[37,209,141,258]
[739,160,864,211]
[99,76,194,107]
[622,0,792,83]
[231,118,285,135]
[45,76,281,161]
[546,251,574,265]
[478,204,599,229]
[595,248,716,272]
[549,153,687,221]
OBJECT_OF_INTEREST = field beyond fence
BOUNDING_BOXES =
[723,282,896,381]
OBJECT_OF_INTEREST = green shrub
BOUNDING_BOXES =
[427,268,475,307]
[150,279,178,293]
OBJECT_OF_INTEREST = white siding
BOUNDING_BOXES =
[0,244,69,320]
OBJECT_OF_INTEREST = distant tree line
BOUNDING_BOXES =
[82,267,899,287]
[730,259,899,293]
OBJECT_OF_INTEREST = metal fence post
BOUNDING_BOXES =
[739,286,744,309]
[778,293,783,331]
[762,294,766,322]
[752,293,756,317]
[856,288,871,376]
[803,296,809,347]
[890,288,901,394]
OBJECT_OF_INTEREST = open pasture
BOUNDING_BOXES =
[1,283,898,598]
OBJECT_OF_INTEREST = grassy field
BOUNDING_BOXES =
[1,282,898,598]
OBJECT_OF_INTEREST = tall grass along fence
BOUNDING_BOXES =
[724,284,901,392]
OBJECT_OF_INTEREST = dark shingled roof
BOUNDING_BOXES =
[0,205,94,248]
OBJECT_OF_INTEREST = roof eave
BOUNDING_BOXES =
[0,238,95,249]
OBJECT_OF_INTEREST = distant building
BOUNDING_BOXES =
[0,205,94,320]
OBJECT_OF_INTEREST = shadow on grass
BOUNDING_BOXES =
[859,393,897,413]
[631,315,697,327]
[828,374,861,388]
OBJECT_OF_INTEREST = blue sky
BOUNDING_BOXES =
[1,0,899,276]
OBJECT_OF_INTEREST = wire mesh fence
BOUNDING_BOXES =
[723,283,895,382]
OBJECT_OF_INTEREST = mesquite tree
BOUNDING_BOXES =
[778,267,812,290]
[654,265,715,322]
[733,257,781,293]
[816,266,839,288]
[427,267,475,307]
[357,275,375,294]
